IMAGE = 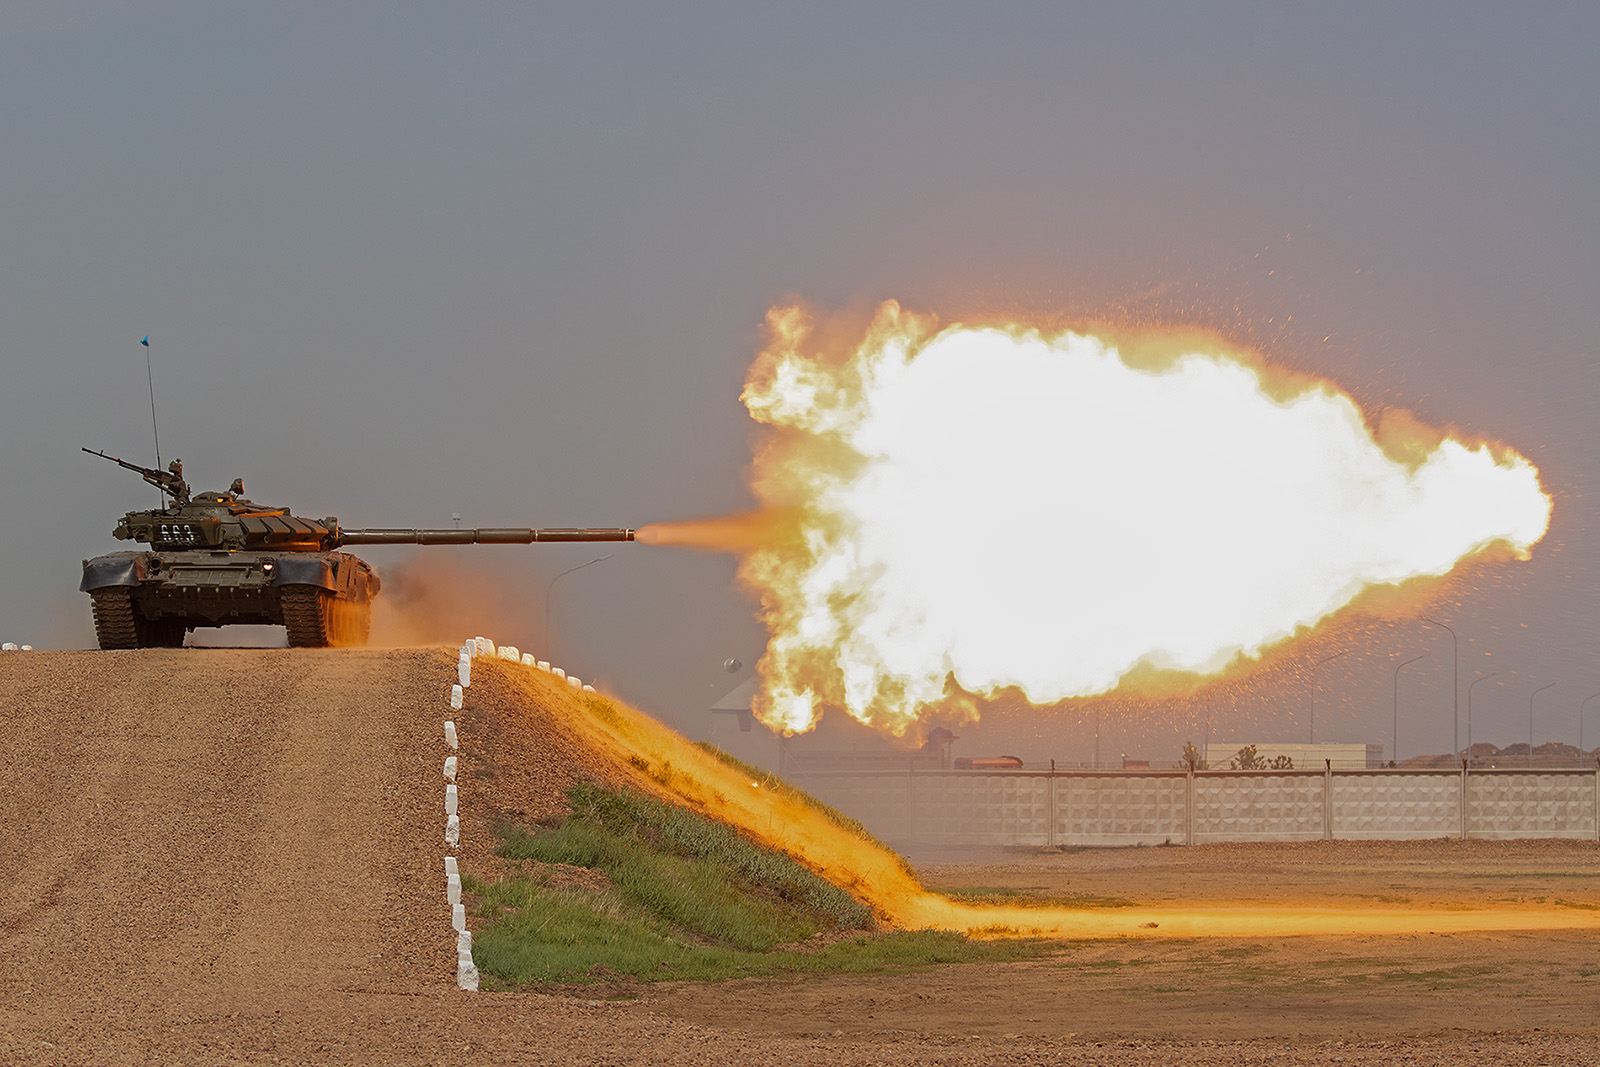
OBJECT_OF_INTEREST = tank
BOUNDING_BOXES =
[79,448,635,649]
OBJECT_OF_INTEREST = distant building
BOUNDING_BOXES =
[1204,742,1383,771]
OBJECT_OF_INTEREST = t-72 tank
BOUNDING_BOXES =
[79,448,635,649]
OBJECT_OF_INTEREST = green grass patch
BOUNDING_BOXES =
[471,781,1043,987]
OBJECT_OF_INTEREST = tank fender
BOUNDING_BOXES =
[269,555,338,592]
[80,552,152,591]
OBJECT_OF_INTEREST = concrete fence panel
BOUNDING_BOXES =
[1193,772,1325,842]
[1465,770,1599,840]
[911,773,1052,846]
[1055,773,1188,846]
[1330,771,1461,839]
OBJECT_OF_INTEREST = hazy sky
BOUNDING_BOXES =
[2,3,1595,765]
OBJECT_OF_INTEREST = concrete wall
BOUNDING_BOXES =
[793,767,1600,847]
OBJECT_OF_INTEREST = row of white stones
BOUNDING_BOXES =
[1,643,33,650]
[443,634,600,992]
[464,634,599,694]
[445,643,477,992]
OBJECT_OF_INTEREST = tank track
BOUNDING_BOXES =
[90,588,186,649]
[281,587,332,647]
[281,587,371,648]
[90,588,141,649]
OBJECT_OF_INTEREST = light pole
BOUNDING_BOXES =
[1421,617,1459,760]
[1582,692,1600,769]
[1093,705,1100,769]
[1529,681,1556,768]
[1466,672,1496,767]
[544,554,613,659]
[1391,652,1429,765]
[1310,649,1348,745]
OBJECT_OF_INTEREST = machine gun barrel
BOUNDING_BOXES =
[82,446,188,502]
[336,527,636,546]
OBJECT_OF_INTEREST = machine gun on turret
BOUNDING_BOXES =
[82,447,191,506]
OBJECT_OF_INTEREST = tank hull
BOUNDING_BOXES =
[81,549,378,648]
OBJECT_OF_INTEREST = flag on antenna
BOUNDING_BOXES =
[141,337,150,347]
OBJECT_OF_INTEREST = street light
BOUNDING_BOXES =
[1420,617,1459,760]
[1391,652,1429,765]
[544,554,613,659]
[1309,649,1348,745]
[1466,672,1496,767]
[1582,692,1600,769]
[1529,681,1557,768]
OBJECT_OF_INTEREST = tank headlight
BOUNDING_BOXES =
[262,562,275,572]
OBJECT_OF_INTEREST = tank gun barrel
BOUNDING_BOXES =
[335,527,636,546]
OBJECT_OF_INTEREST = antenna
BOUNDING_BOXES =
[141,336,162,470]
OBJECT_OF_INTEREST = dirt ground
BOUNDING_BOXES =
[2,648,1597,1066]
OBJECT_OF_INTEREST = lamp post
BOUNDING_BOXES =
[1582,692,1600,769]
[1421,617,1459,761]
[1391,652,1429,765]
[1466,672,1496,767]
[1529,681,1556,768]
[544,554,613,659]
[1310,649,1348,745]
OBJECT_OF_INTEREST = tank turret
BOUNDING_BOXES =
[79,448,634,649]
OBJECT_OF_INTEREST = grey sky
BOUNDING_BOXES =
[2,3,1595,764]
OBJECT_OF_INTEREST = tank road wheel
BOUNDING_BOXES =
[90,588,142,649]
[281,586,334,647]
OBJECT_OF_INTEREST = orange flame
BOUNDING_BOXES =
[668,302,1553,738]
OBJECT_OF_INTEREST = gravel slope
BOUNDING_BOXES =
[1,648,1596,1066]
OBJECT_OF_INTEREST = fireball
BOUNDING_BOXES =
[652,302,1553,737]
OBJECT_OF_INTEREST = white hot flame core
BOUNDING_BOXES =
[740,303,1552,736]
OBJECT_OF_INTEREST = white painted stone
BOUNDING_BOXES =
[0,643,15,651]
[449,684,464,710]
[568,676,582,689]
[458,655,471,688]
[444,856,458,878]
[443,755,457,782]
[583,685,596,693]
[445,784,458,816]
[498,645,519,661]
[445,813,460,847]
[444,721,459,750]
[452,902,466,933]
[447,871,462,906]
[456,930,479,992]
[552,667,566,680]
[521,653,535,666]
[537,661,550,671]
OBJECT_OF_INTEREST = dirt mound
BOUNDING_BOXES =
[4,648,1598,1066]
[0,650,455,1006]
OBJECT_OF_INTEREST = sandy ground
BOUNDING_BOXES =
[1,648,1597,1066]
